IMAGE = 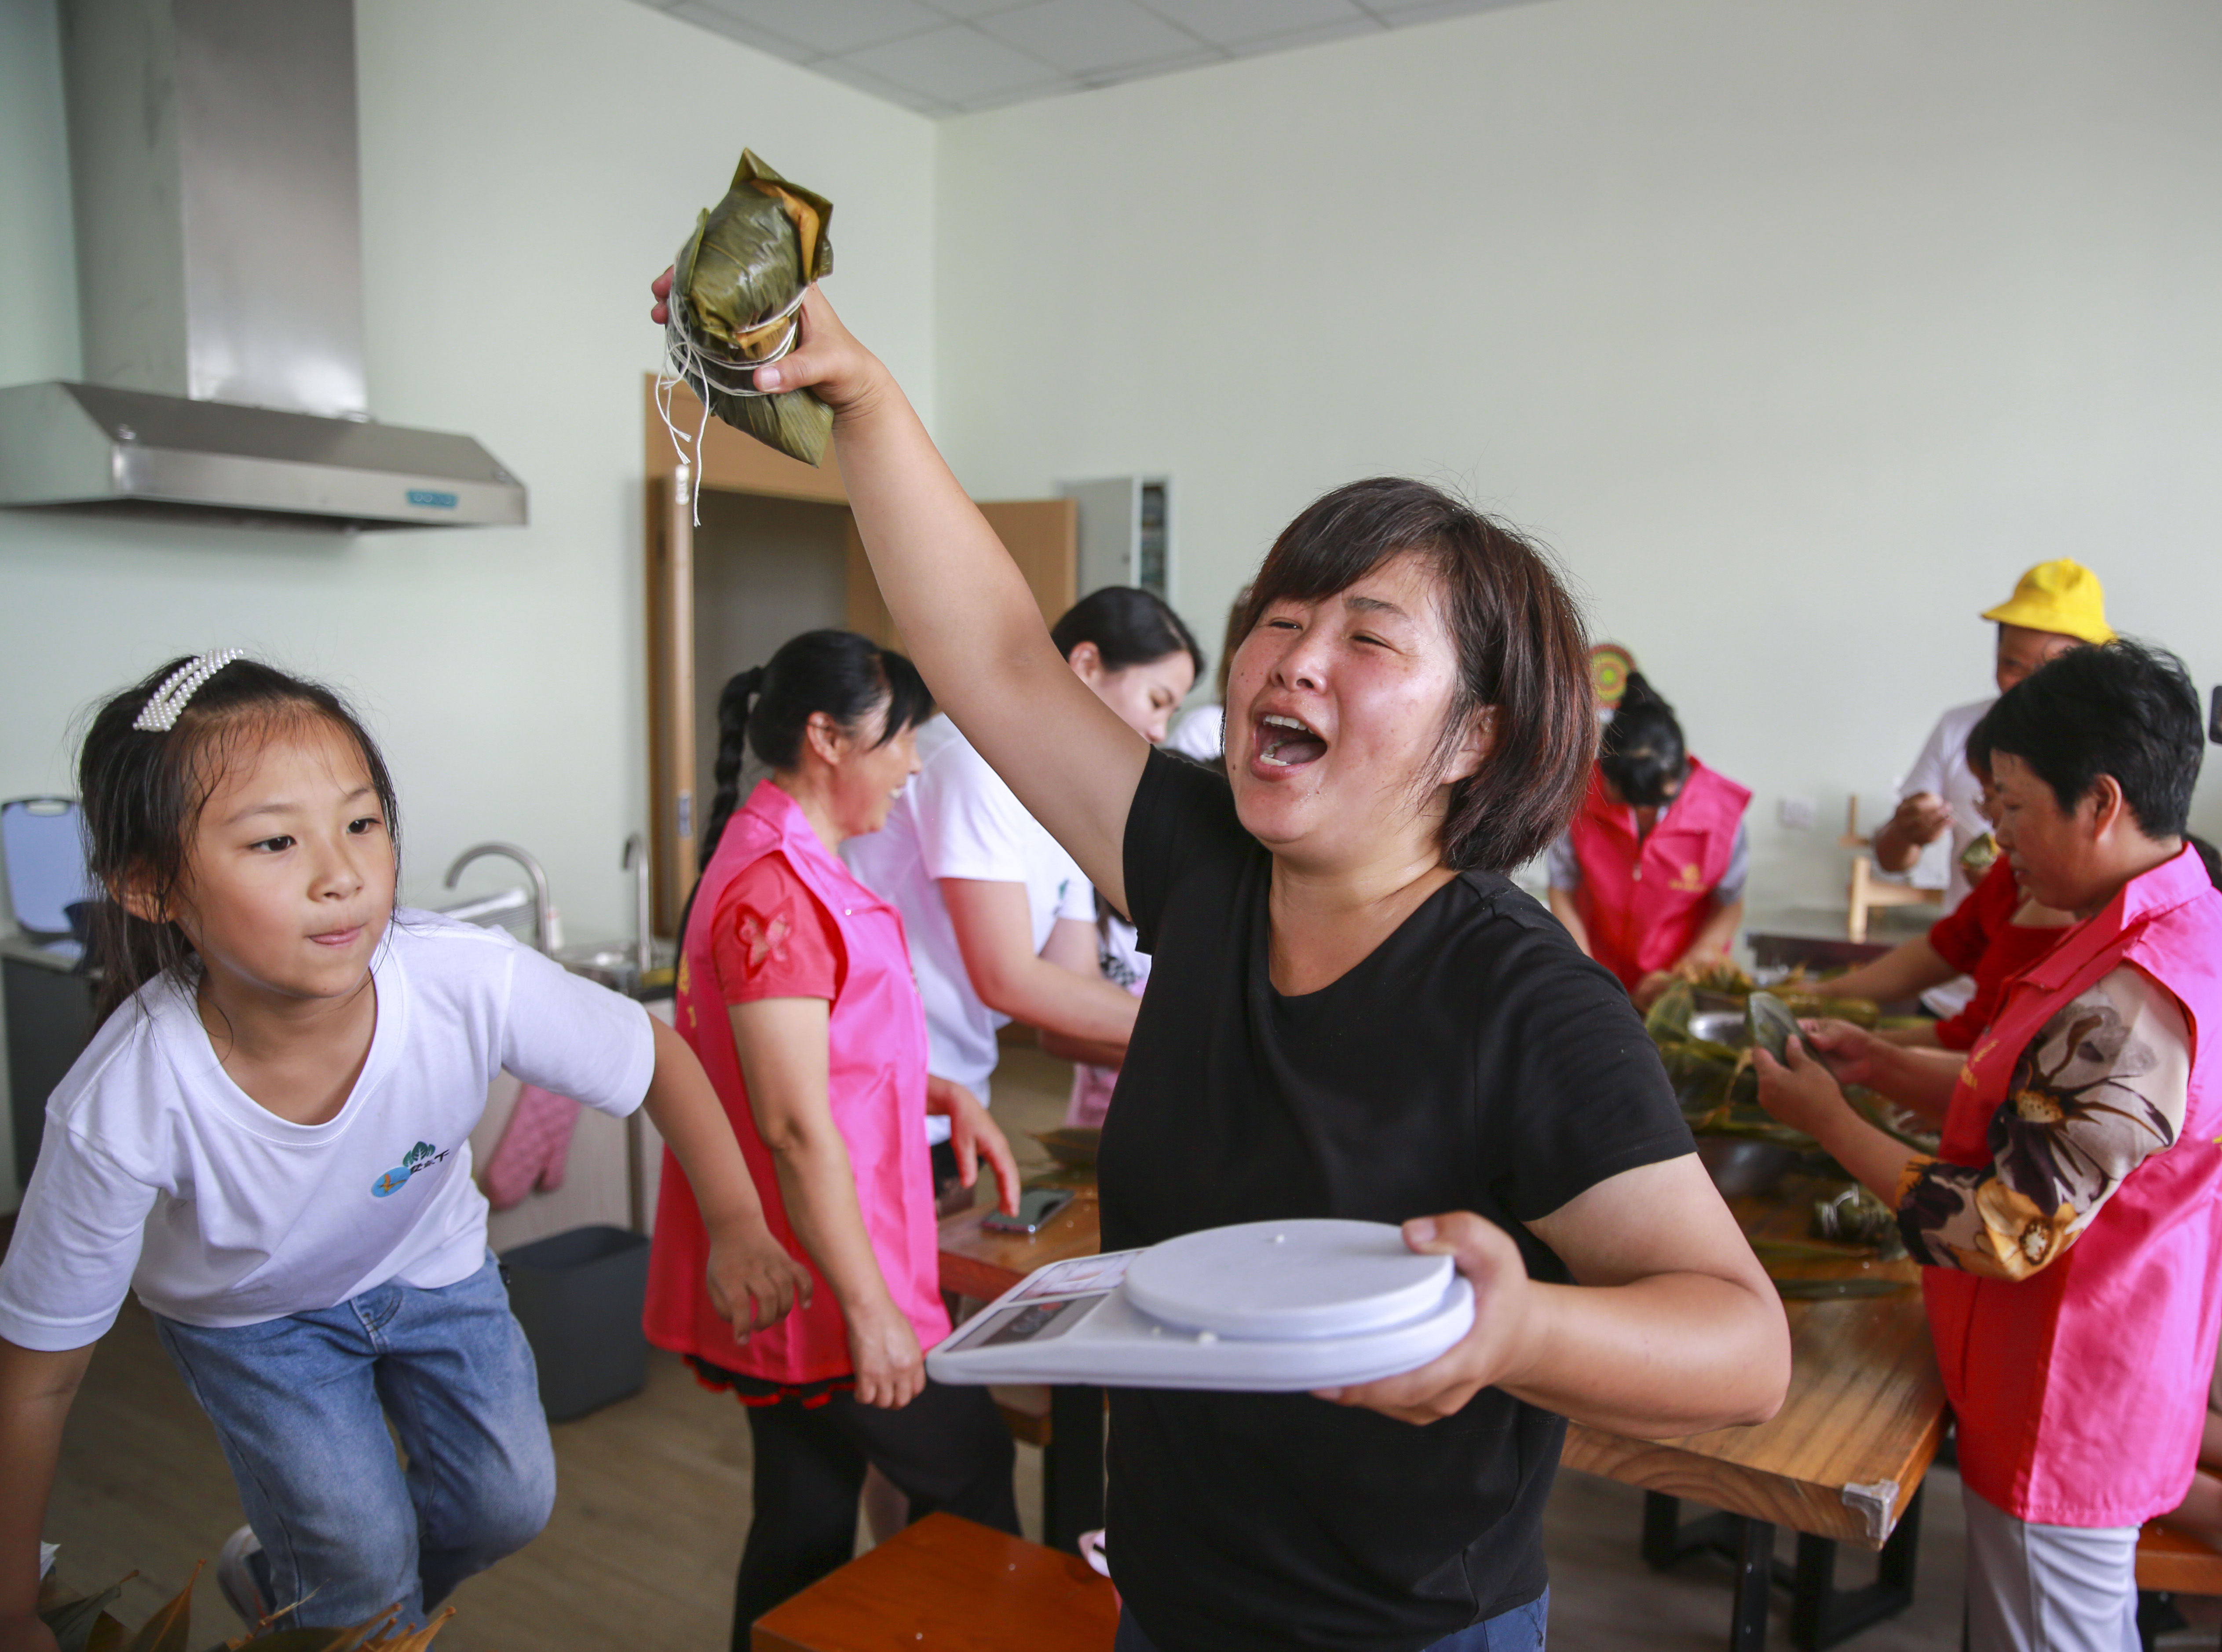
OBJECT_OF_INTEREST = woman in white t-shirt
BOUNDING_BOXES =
[844,589,1200,1161]
[0,655,807,1643]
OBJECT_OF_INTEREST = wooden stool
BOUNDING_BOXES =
[752,1512,1118,1652]
[2135,1522,2222,1651]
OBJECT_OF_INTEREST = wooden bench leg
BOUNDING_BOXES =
[1787,1481,1925,1651]
[1043,1383,1104,1554]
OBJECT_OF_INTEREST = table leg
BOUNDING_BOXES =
[1043,1383,1104,1553]
[1731,1516,1774,1652]
[1786,1481,1926,1651]
[1639,1494,1773,1651]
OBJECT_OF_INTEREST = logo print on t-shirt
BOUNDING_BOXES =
[371,1139,449,1198]
[736,906,793,976]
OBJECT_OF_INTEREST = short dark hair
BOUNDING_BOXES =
[1599,672,1688,809]
[78,656,400,1024]
[1967,639,2201,839]
[1239,478,1594,872]
[1051,587,1205,684]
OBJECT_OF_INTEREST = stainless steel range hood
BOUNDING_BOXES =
[0,0,526,533]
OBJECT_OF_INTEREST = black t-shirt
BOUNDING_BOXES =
[1100,750,1694,1652]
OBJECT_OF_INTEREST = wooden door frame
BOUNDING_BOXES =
[641,374,1075,935]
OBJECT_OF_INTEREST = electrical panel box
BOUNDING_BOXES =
[1063,476,1170,601]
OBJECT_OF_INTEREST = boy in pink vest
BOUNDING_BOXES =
[1758,640,2222,1652]
[1547,672,1752,1009]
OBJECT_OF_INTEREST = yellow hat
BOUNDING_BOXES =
[1981,559,2115,645]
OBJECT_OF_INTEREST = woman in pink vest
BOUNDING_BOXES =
[1757,640,2222,1652]
[1546,673,1752,1008]
[642,631,1023,1646]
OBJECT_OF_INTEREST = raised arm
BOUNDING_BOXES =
[655,276,1146,909]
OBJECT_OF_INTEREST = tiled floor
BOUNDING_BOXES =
[32,1043,2221,1648]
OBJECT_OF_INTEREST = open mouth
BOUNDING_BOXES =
[1256,713,1328,769]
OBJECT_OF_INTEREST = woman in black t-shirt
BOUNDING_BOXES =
[649,275,1791,1652]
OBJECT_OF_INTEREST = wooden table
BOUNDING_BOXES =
[938,1175,1107,1553]
[1563,1175,1948,1651]
[752,1512,1116,1652]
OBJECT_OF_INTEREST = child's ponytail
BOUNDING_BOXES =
[77,654,400,1023]
[678,630,930,944]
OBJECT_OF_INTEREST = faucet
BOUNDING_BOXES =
[445,843,554,954]
[622,833,654,974]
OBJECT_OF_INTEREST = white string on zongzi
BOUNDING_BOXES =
[654,283,813,526]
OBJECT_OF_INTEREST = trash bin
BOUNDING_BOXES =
[500,1224,651,1422]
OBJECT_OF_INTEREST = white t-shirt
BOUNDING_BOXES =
[1896,696,1995,1017]
[1165,703,1225,764]
[842,716,1091,1110]
[0,911,654,1348]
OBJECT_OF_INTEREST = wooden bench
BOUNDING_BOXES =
[2137,1523,2222,1651]
[751,1512,1118,1652]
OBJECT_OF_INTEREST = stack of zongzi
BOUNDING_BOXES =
[666,150,836,466]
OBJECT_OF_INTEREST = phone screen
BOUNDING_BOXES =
[982,1188,1075,1234]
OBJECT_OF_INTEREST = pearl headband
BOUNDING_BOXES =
[133,650,244,732]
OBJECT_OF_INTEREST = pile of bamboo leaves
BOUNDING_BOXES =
[41,1564,453,1652]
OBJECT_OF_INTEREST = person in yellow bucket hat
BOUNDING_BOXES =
[1872,559,2114,1014]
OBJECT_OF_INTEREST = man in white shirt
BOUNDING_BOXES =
[1873,559,2114,1011]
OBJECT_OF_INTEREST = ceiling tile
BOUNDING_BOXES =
[806,53,961,112]
[1225,14,1381,53]
[977,0,1215,75]
[660,0,817,58]
[844,23,1071,102]
[919,0,1034,16]
[641,0,1555,114]
[1360,0,1538,15]
[1136,0,1367,49]
[695,0,946,54]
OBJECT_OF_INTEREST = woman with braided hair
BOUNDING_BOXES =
[641,629,1023,1643]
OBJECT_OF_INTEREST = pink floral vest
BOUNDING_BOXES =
[1927,845,2222,1525]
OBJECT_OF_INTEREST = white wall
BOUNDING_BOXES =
[931,0,2222,909]
[0,0,936,1200]
[0,0,933,919]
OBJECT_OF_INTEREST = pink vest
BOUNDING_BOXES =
[643,780,949,1383]
[1570,758,1751,990]
[1926,845,2222,1526]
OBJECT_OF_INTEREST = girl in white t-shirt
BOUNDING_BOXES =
[0,654,808,1643]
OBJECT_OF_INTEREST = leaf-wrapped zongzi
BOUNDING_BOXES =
[665,149,836,467]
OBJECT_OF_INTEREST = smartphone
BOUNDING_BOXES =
[982,1187,1075,1235]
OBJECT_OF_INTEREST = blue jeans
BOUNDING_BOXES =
[1115,1588,1548,1652]
[152,1253,555,1629]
